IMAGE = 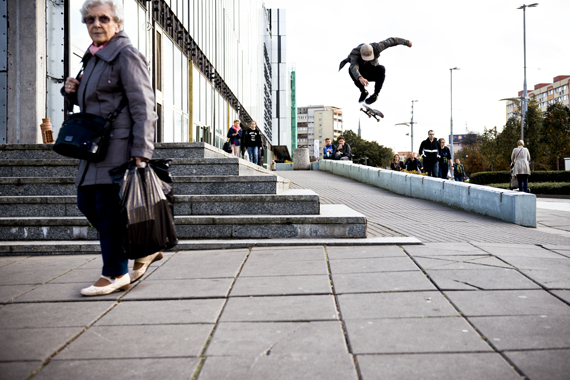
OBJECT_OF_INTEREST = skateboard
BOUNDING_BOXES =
[360,105,384,122]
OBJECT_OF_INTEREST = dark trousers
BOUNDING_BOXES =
[425,162,439,177]
[77,184,128,277]
[350,64,386,94]
[439,164,449,179]
[517,174,529,193]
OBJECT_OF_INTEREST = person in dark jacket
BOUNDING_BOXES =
[227,119,242,156]
[405,152,421,172]
[390,154,404,171]
[339,37,412,105]
[333,136,352,160]
[438,138,452,179]
[419,130,441,177]
[454,158,465,182]
[242,120,262,164]
[62,0,159,296]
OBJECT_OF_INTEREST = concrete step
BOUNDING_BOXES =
[0,205,366,241]
[0,158,240,177]
[0,189,320,217]
[0,174,288,196]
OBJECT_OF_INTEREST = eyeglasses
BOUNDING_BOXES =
[84,15,112,24]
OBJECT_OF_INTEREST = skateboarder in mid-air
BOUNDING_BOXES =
[339,37,412,105]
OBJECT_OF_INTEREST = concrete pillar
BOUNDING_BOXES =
[293,148,310,170]
[7,0,46,143]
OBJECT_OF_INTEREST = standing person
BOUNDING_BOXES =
[438,138,452,179]
[390,154,404,171]
[511,140,531,193]
[323,138,336,159]
[333,136,352,160]
[227,119,242,156]
[339,37,412,105]
[453,158,465,182]
[242,121,262,164]
[419,130,440,177]
[62,0,160,296]
[405,152,421,172]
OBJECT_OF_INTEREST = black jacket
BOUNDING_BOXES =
[336,143,352,159]
[419,138,441,166]
[242,128,262,148]
[405,158,421,172]
[391,161,404,171]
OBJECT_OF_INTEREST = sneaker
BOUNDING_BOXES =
[358,90,369,103]
[365,93,378,105]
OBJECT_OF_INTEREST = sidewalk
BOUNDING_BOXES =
[1,171,569,380]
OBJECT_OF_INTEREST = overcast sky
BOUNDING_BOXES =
[263,0,570,153]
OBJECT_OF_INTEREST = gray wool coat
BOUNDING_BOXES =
[65,31,157,186]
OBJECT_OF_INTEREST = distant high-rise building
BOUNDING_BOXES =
[297,105,343,159]
[506,75,570,120]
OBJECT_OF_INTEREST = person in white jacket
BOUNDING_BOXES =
[511,140,531,193]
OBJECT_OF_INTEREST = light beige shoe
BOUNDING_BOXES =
[131,252,164,283]
[80,274,131,296]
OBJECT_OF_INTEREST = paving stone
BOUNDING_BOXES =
[206,321,347,356]
[0,284,37,303]
[344,317,492,354]
[95,299,225,325]
[472,243,562,258]
[328,256,419,274]
[123,278,233,300]
[0,255,96,286]
[0,302,113,329]
[250,245,325,261]
[446,290,570,316]
[35,358,200,380]
[146,250,246,280]
[425,268,541,290]
[46,268,104,284]
[332,271,437,293]
[357,353,521,380]
[413,255,512,270]
[0,327,81,361]
[10,282,122,302]
[198,353,358,380]
[498,256,570,270]
[219,295,337,322]
[0,361,42,380]
[515,269,570,289]
[326,245,407,259]
[403,243,485,257]
[469,315,570,350]
[56,324,212,359]
[0,256,28,268]
[551,290,570,304]
[239,258,328,277]
[337,292,459,319]
[504,349,570,380]
[230,275,331,296]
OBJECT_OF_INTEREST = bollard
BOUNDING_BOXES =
[40,118,54,144]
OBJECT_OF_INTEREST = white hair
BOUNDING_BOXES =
[80,0,124,24]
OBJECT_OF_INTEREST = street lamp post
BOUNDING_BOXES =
[518,3,538,142]
[450,67,459,161]
[396,100,418,153]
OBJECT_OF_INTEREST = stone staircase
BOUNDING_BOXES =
[0,143,367,255]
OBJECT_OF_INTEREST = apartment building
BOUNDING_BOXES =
[297,105,343,159]
[506,75,570,120]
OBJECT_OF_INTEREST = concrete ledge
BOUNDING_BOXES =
[319,160,537,227]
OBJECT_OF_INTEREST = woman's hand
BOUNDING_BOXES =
[64,77,81,94]
[131,156,149,167]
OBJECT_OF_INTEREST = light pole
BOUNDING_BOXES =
[450,67,459,160]
[518,3,538,141]
[396,100,418,153]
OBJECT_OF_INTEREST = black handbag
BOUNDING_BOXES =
[53,60,128,162]
[223,139,232,153]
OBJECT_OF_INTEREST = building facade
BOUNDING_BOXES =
[3,0,287,159]
[506,75,570,120]
[297,105,343,160]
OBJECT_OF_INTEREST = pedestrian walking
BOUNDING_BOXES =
[242,121,262,165]
[227,119,242,156]
[419,130,440,177]
[511,140,531,193]
[453,158,465,182]
[439,138,451,179]
[62,0,161,296]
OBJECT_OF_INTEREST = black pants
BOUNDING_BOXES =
[350,64,386,94]
[517,174,529,192]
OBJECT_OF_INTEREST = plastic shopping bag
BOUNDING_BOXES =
[110,159,178,259]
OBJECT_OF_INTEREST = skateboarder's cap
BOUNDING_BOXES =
[360,44,374,61]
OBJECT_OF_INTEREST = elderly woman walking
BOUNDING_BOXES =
[62,0,161,296]
[511,140,531,193]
